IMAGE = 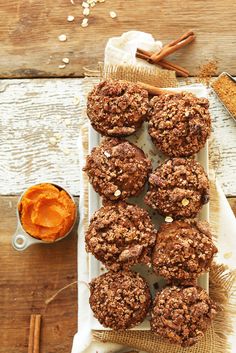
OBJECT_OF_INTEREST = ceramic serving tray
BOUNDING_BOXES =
[87,84,210,330]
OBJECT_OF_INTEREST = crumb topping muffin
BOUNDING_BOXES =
[89,271,151,330]
[83,138,152,201]
[152,220,217,284]
[150,286,217,346]
[86,202,157,271]
[148,92,211,157]
[144,158,209,218]
[87,80,149,137]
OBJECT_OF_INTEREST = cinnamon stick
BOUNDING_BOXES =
[137,81,175,96]
[28,314,42,353]
[150,32,195,62]
[28,315,36,353]
[136,48,189,77]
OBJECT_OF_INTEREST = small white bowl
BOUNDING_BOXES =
[12,182,77,251]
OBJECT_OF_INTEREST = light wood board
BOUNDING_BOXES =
[0,0,236,78]
[0,77,235,197]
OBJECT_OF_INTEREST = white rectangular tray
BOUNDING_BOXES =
[87,84,210,331]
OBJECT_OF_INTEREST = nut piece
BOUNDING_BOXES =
[181,198,189,206]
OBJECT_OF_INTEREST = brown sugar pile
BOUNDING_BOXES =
[212,73,236,118]
[197,60,218,86]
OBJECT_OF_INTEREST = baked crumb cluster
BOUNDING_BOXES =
[83,137,152,201]
[148,92,211,157]
[84,80,217,345]
[151,286,217,347]
[152,220,217,284]
[145,158,209,218]
[87,80,149,137]
[86,202,157,271]
[89,271,151,330]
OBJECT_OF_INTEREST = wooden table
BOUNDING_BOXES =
[0,1,235,352]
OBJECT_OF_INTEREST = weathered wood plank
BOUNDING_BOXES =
[0,0,236,78]
[0,78,235,197]
[0,196,78,353]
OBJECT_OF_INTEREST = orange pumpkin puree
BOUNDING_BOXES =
[18,183,76,242]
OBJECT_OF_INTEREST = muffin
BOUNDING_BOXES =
[89,271,151,330]
[87,80,149,137]
[144,158,209,218]
[152,220,217,284]
[150,286,217,347]
[148,92,211,157]
[86,202,157,271]
[84,138,152,201]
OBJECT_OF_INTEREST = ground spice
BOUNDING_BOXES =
[196,60,218,86]
[211,73,236,119]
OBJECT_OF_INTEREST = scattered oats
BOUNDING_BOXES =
[181,198,190,206]
[114,189,121,197]
[81,18,88,27]
[62,57,70,64]
[61,147,70,155]
[58,34,67,42]
[109,11,117,18]
[74,96,81,105]
[224,252,233,259]
[64,118,71,126]
[70,0,75,4]
[83,7,90,15]
[165,216,173,223]
[67,15,75,22]
[90,2,95,7]
[54,133,62,140]
[104,151,111,158]
[82,1,89,7]
[58,64,66,69]
[49,137,57,146]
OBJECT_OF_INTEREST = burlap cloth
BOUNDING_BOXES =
[79,66,236,353]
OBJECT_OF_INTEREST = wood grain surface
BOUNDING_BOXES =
[1,196,78,353]
[0,77,235,197]
[1,0,236,78]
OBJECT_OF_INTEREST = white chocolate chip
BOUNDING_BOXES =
[109,11,117,18]
[104,151,111,158]
[165,216,173,223]
[58,64,66,69]
[58,34,67,42]
[62,57,70,64]
[181,198,189,206]
[81,18,88,27]
[67,15,75,22]
[83,7,90,15]
[114,190,121,197]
